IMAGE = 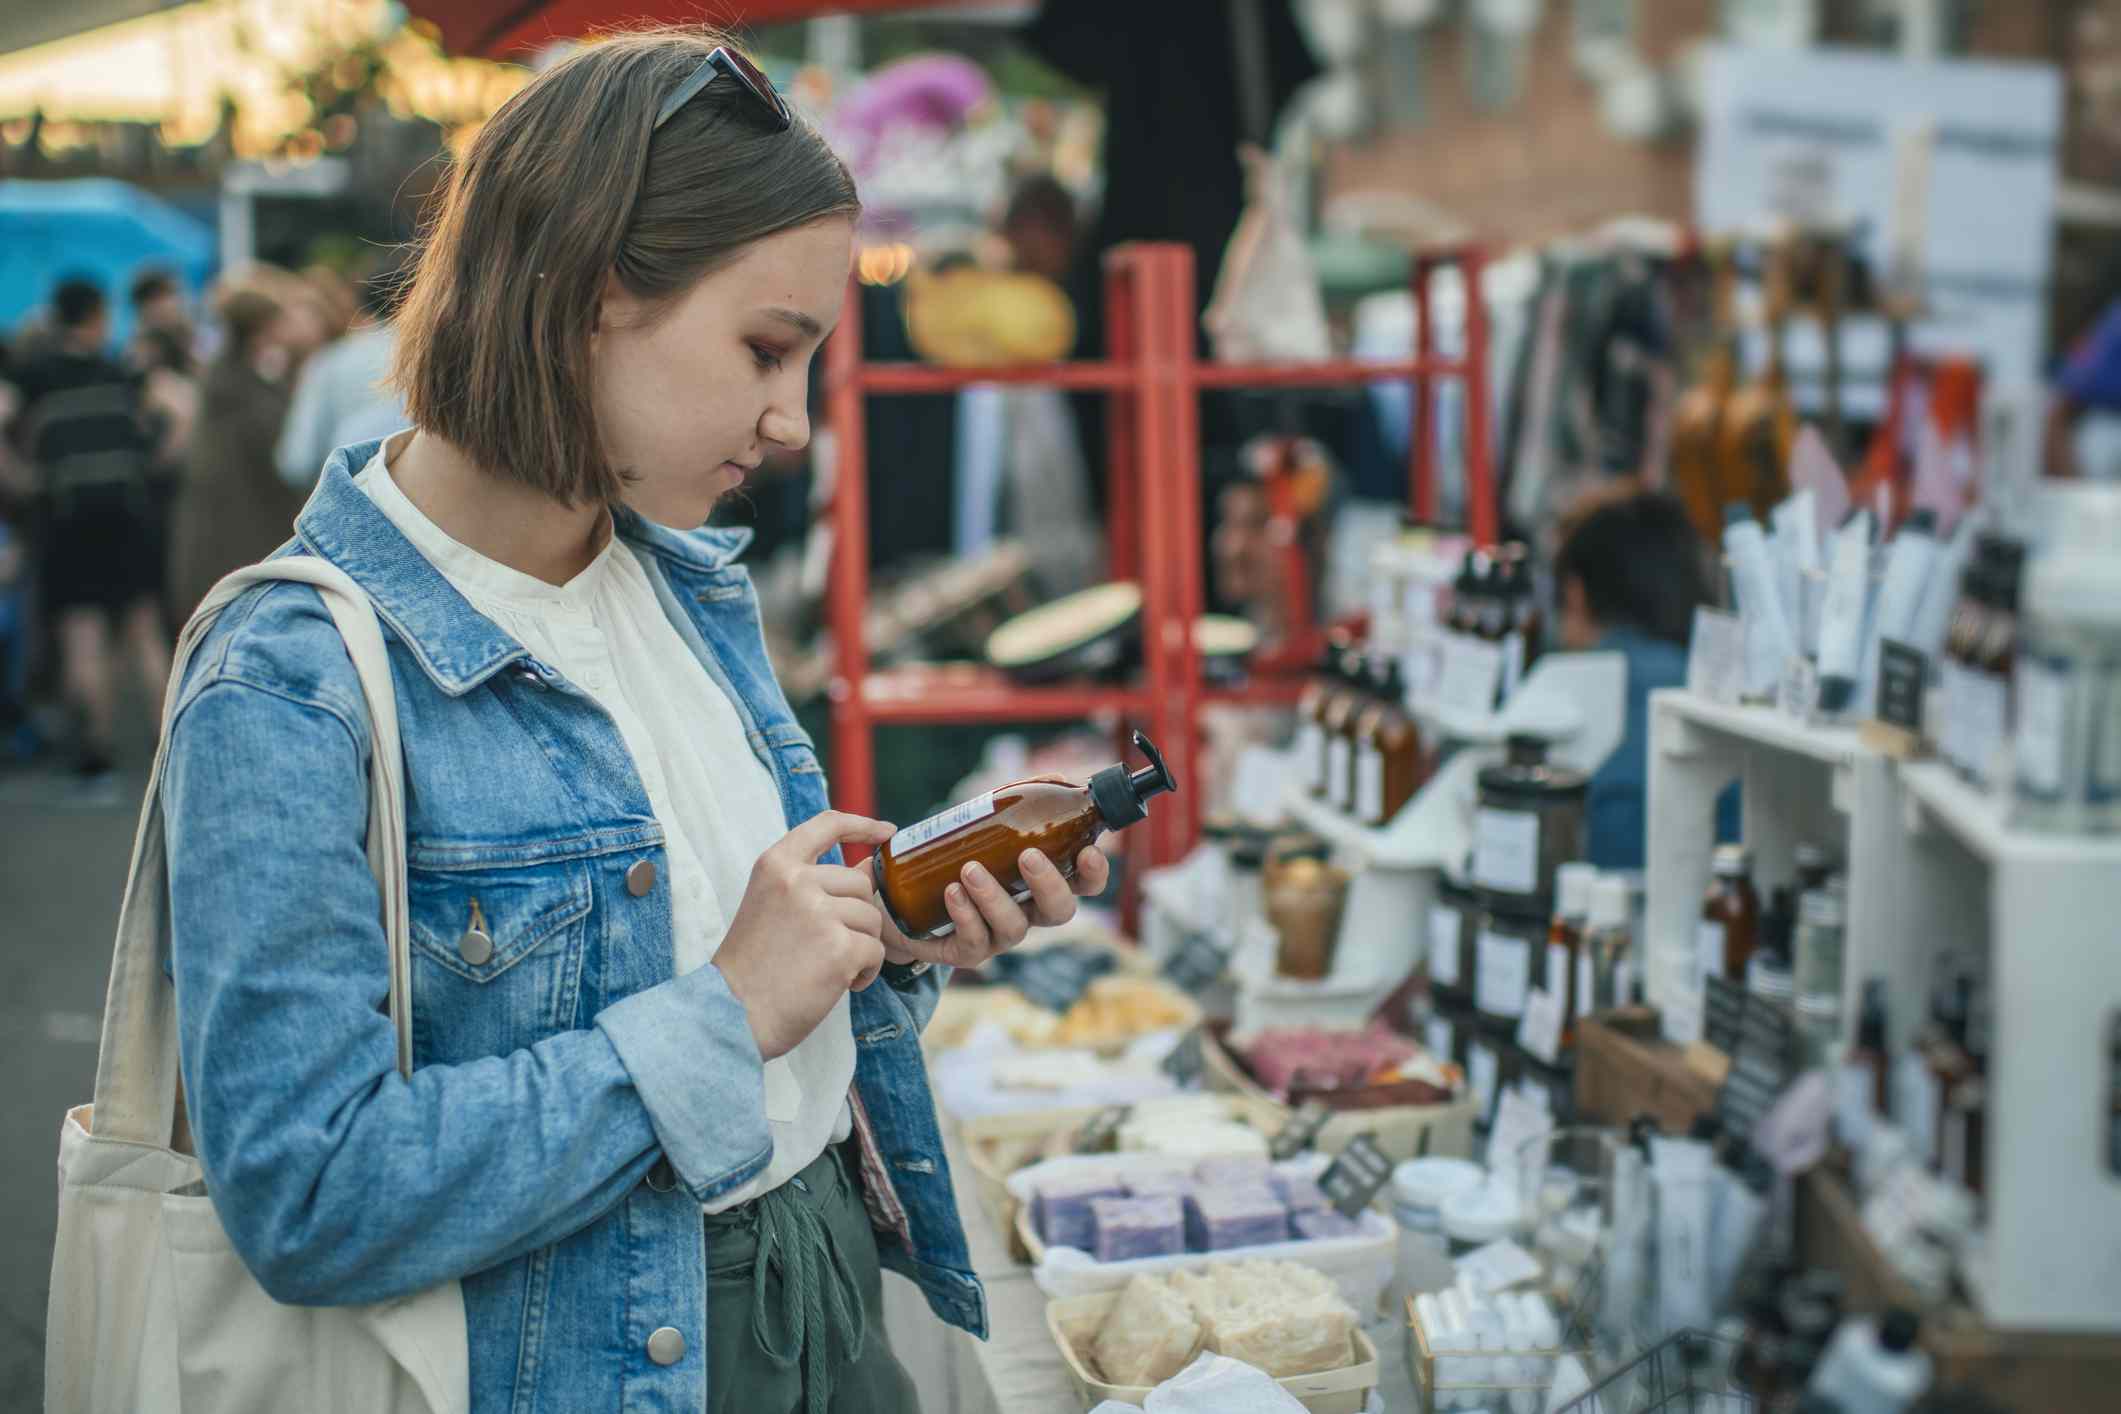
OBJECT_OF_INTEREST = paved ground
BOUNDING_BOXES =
[0,761,142,1405]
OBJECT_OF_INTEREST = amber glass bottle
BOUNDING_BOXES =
[1353,662,1420,827]
[873,731,1177,939]
[1699,844,1760,986]
[1321,650,1372,813]
[1295,642,1342,800]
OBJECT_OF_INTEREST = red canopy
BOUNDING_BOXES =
[402,1,989,62]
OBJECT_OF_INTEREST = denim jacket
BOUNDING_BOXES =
[162,440,985,1413]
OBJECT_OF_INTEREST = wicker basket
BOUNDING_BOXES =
[1046,1289,1379,1412]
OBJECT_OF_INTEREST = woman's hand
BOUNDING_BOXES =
[713,811,897,1061]
[880,842,1112,971]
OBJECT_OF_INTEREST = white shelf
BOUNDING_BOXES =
[1655,692,1870,770]
[1900,760,2121,868]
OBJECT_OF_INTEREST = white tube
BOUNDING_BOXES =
[1818,510,1877,713]
[1725,506,1798,697]
[1707,1161,1771,1314]
[1650,1136,1717,1336]
[1908,511,1979,665]
[1854,510,1940,716]
[1772,489,1821,652]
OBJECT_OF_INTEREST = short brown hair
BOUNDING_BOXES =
[390,28,859,505]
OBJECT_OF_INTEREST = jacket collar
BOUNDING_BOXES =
[294,438,754,697]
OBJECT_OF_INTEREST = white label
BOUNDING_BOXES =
[1427,906,1461,985]
[1476,930,1532,1019]
[1297,722,1326,790]
[1469,1042,1501,1120]
[1961,672,2009,786]
[1472,807,1541,896]
[1326,737,1352,810]
[1688,608,1747,706]
[2014,657,2069,797]
[1518,986,1565,1066]
[1781,654,1821,723]
[1577,952,1595,1019]
[1425,1015,1455,1062]
[889,791,996,857]
[1356,742,1385,824]
[1436,633,1506,716]
[1695,920,1728,988]
[1547,943,1568,1007]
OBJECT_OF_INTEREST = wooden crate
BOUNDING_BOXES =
[1570,1012,1720,1134]
[1046,1289,1379,1412]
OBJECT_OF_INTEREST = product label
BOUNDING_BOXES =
[1326,737,1352,810]
[888,791,996,857]
[1687,608,1747,706]
[1427,905,1461,986]
[1471,807,1541,896]
[1296,722,1326,789]
[1519,986,1565,1066]
[1476,930,1533,1019]
[1437,633,1507,717]
[1469,1041,1501,1122]
[1425,1014,1455,1063]
[1960,671,2010,786]
[1695,920,1728,989]
[2015,655,2071,798]
[1780,653,1821,724]
[1356,743,1385,825]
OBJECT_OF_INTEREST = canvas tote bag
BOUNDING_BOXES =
[46,558,469,1413]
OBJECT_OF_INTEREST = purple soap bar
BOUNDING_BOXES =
[1184,1185,1289,1252]
[1033,1174,1126,1252]
[1274,1173,1330,1215]
[1195,1157,1275,1189]
[1125,1171,1194,1202]
[1292,1207,1362,1241]
[1089,1194,1186,1263]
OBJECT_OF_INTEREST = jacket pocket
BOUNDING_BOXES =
[406,859,593,1060]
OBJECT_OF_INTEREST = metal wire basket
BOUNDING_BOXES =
[1549,1328,1759,1413]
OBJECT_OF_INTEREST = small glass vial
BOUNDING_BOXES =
[873,731,1176,939]
[1699,845,1760,988]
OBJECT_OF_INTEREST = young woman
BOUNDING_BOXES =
[163,29,1107,1413]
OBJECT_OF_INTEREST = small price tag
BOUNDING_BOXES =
[1161,930,1231,995]
[1687,609,1747,706]
[1780,654,1821,723]
[1436,633,1507,717]
[1073,1105,1132,1154]
[1319,1131,1395,1218]
[1876,639,1927,735]
[1160,1026,1206,1087]
[1517,986,1565,1067]
[1269,1099,1334,1160]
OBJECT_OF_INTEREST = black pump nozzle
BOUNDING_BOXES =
[1090,730,1178,829]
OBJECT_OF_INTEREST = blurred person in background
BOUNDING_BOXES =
[127,267,195,361]
[1552,486,1722,869]
[168,284,306,617]
[3,275,170,786]
[276,256,409,491]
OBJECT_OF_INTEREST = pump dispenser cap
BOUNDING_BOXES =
[1880,1308,1920,1353]
[1089,730,1177,828]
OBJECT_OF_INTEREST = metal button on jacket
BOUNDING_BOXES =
[457,928,494,967]
[646,1327,685,1366]
[626,859,657,897]
[645,1158,677,1193]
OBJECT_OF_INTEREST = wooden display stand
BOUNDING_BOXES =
[1570,1013,1720,1134]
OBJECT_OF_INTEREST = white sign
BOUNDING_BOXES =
[1518,986,1565,1067]
[1688,609,1747,707]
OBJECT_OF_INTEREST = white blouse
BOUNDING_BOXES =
[357,434,851,1211]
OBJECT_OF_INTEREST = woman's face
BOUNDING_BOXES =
[593,216,852,529]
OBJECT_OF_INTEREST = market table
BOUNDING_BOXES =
[879,1127,1422,1413]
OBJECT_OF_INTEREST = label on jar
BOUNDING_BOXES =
[1356,742,1385,825]
[1425,1014,1455,1063]
[1469,1041,1501,1122]
[1695,920,1727,989]
[1476,929,1532,1019]
[889,791,996,857]
[1427,905,1461,986]
[2014,654,2071,799]
[1327,737,1352,810]
[1518,986,1564,1066]
[1471,807,1541,896]
[1296,722,1326,788]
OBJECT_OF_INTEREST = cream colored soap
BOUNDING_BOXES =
[1091,1274,1205,1386]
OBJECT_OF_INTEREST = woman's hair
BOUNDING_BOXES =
[1553,488,1713,647]
[389,27,861,506]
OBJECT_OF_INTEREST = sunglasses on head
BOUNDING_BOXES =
[654,47,792,133]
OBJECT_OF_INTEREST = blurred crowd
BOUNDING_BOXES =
[0,258,405,793]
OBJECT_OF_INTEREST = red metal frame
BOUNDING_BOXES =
[824,242,1491,871]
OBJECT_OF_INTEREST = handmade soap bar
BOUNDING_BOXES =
[1122,1118,1270,1162]
[1034,1173,1126,1252]
[1168,1261,1356,1379]
[1090,1273,1203,1387]
[1291,1208,1362,1241]
[1090,1194,1186,1263]
[1274,1173,1330,1214]
[1184,1185,1289,1251]
[1194,1156,1276,1189]
[1244,1024,1418,1096]
[1124,1170,1194,1202]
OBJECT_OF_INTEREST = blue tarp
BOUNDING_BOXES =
[0,179,215,346]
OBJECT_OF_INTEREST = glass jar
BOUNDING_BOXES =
[1700,844,1761,987]
[1426,877,1479,1007]
[1471,734,1589,914]
[1473,903,1547,1026]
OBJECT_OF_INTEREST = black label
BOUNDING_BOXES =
[1319,1131,1394,1218]
[1704,976,1749,1056]
[1270,1100,1333,1161]
[1011,946,1107,1013]
[1717,992,1797,1135]
[1162,930,1232,994]
[1073,1105,1133,1154]
[1877,639,1927,734]
[1161,1026,1206,1087]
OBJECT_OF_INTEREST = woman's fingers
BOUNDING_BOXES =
[1019,848,1078,928]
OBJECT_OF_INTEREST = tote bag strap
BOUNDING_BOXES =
[90,557,412,1149]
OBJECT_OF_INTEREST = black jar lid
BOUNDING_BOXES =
[1478,733,1590,803]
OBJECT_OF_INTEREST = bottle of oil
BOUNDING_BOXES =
[873,731,1177,939]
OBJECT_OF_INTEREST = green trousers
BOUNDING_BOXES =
[704,1144,922,1414]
